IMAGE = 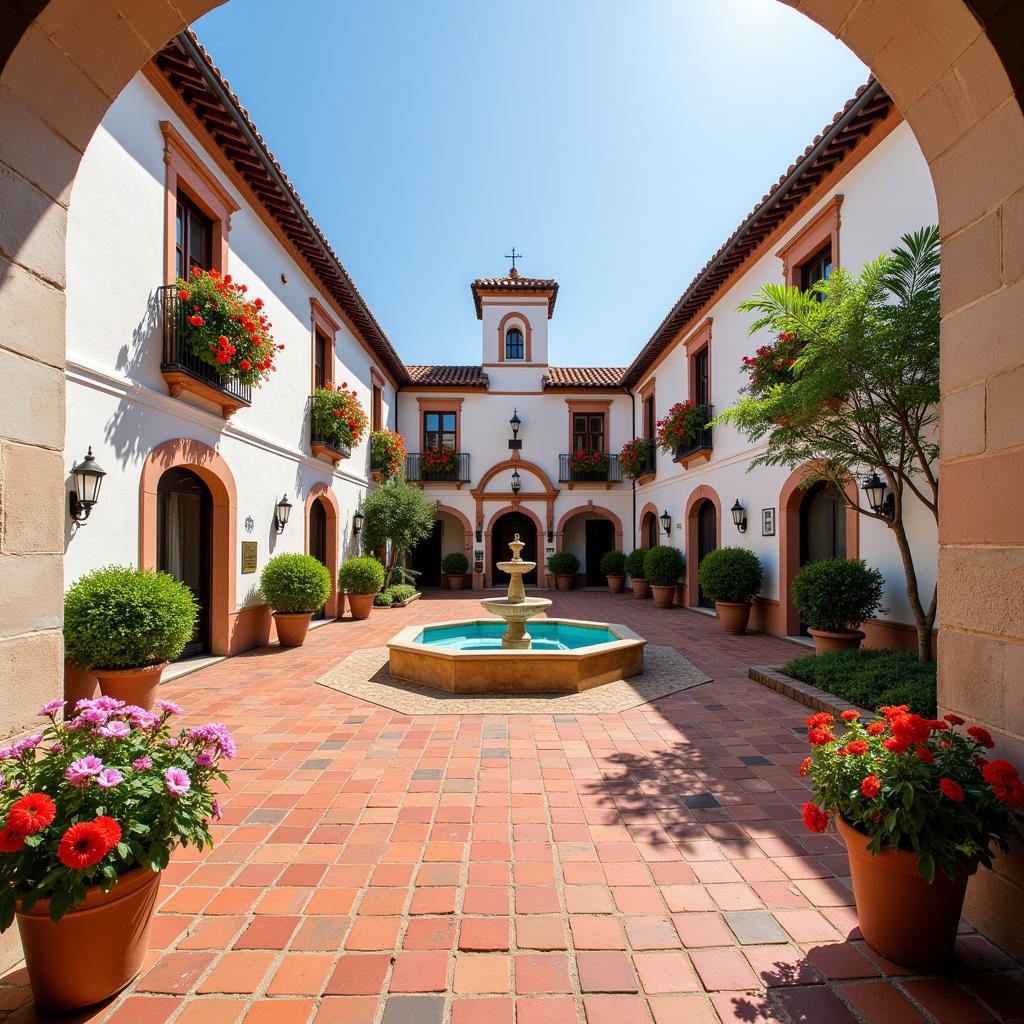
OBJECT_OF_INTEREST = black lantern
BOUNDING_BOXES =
[273,494,293,534]
[69,447,107,523]
[510,469,521,494]
[475,527,483,543]
[660,509,672,537]
[862,472,894,519]
[352,509,365,535]
[730,499,747,533]
[508,408,522,451]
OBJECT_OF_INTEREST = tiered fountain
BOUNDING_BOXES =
[386,536,645,693]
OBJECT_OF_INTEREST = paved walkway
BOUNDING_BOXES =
[2,592,1021,1024]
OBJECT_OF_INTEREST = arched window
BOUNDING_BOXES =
[505,327,525,360]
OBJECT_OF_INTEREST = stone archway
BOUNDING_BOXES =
[2,0,1023,957]
[685,485,722,609]
[638,502,661,550]
[304,483,340,618]
[486,504,544,588]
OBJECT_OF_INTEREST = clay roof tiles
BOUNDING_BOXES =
[471,271,559,318]
[543,366,627,388]
[405,365,489,388]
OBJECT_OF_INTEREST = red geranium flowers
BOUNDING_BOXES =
[7,793,55,836]
[57,821,112,870]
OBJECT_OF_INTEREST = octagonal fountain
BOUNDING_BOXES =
[387,534,644,693]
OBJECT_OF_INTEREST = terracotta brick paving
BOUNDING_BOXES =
[1,591,1021,1023]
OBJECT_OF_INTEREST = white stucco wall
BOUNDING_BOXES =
[64,74,396,611]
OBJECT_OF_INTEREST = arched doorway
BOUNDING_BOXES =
[409,519,443,587]
[800,481,847,565]
[157,467,212,657]
[639,503,660,550]
[309,497,329,619]
[490,511,537,586]
[555,505,624,587]
[696,500,717,609]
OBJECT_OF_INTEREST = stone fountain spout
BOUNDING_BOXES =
[479,533,553,649]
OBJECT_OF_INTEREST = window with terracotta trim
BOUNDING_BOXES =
[175,192,213,278]
[799,242,834,293]
[424,410,457,450]
[310,298,339,393]
[777,194,842,288]
[643,393,656,439]
[505,327,525,360]
[692,346,710,406]
[572,413,605,453]
[371,383,383,431]
[313,328,329,392]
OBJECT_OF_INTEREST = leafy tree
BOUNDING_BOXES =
[717,226,940,661]
[360,479,437,590]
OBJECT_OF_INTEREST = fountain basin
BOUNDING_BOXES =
[387,618,645,693]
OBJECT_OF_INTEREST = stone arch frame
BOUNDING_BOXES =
[497,310,532,362]
[2,0,1024,959]
[139,438,237,656]
[434,502,474,558]
[778,462,861,636]
[638,501,661,549]
[555,503,624,552]
[304,483,340,618]
[485,504,544,588]
[685,485,722,607]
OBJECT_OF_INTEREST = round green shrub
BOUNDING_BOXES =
[374,590,395,607]
[624,547,648,580]
[792,557,886,633]
[644,545,685,587]
[387,584,417,603]
[697,547,764,604]
[547,551,580,576]
[338,556,386,596]
[64,565,197,671]
[599,550,627,576]
[260,553,332,614]
[442,552,469,575]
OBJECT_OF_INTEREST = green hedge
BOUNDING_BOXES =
[374,583,418,607]
[547,551,580,576]
[780,649,936,718]
[791,558,885,633]
[64,565,197,671]
[599,550,626,576]
[697,547,764,603]
[644,545,685,587]
[338,556,386,595]
[624,547,648,580]
[260,553,332,614]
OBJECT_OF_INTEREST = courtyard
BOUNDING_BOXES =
[2,594,1019,1024]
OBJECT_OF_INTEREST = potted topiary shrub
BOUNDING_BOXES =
[0,698,232,1011]
[624,548,649,599]
[338,556,386,620]
[547,551,580,590]
[697,547,765,635]
[792,558,885,653]
[63,567,197,711]
[644,546,685,609]
[800,707,1023,969]
[599,550,627,593]
[260,553,332,648]
[442,552,470,591]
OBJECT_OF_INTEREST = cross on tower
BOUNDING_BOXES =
[505,246,522,271]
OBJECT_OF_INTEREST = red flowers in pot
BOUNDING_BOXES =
[799,706,1022,968]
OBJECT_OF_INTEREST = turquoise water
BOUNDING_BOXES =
[414,620,617,652]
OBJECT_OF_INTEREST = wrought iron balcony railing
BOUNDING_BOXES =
[673,404,714,463]
[159,284,251,412]
[559,454,624,484]
[309,404,352,462]
[406,451,471,483]
[635,439,657,479]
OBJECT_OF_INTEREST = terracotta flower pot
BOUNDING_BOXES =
[347,592,375,620]
[447,574,466,591]
[274,611,312,647]
[64,660,96,712]
[17,866,161,1012]
[631,579,650,600]
[93,663,166,712]
[555,575,574,591]
[716,601,752,635]
[808,628,865,654]
[651,585,676,609]
[836,816,974,970]
[607,575,625,594]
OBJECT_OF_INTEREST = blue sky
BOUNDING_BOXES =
[194,0,868,368]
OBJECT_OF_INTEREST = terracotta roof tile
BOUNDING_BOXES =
[471,270,559,318]
[543,366,626,388]
[406,365,489,388]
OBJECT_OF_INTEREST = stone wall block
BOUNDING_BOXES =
[0,629,62,740]
[941,208,1001,314]
[0,165,68,289]
[938,546,1024,639]
[0,554,63,639]
[0,256,66,369]
[0,442,65,555]
[0,349,65,449]
[939,383,985,460]
[941,277,1024,392]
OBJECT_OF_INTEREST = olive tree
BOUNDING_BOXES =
[359,479,437,590]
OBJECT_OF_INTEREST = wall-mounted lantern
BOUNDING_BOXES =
[273,494,292,534]
[861,472,894,520]
[510,469,521,494]
[69,447,107,524]
[509,408,522,451]
[352,509,365,535]
[475,527,483,543]
[730,499,747,533]
[660,509,672,537]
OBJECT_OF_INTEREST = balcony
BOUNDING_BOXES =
[635,439,657,484]
[159,284,251,418]
[309,404,352,465]
[559,454,624,489]
[406,451,471,486]
[673,404,714,468]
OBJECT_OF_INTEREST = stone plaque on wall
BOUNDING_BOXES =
[241,541,258,574]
